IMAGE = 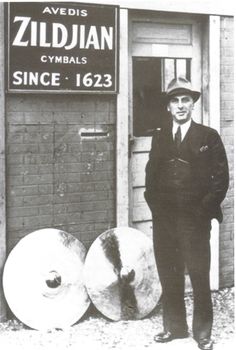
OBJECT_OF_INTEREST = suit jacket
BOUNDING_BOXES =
[144,120,229,223]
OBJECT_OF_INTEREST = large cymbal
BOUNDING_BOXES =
[84,227,161,321]
[3,228,90,330]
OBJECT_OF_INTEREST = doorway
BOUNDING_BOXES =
[129,13,202,238]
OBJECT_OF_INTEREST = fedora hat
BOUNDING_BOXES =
[166,76,201,102]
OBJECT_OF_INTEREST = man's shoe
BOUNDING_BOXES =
[154,331,188,343]
[198,338,213,350]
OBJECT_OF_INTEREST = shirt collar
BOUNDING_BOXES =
[172,119,192,140]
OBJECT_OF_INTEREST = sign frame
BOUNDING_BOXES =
[6,2,119,94]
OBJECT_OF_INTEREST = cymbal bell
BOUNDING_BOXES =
[3,228,90,330]
[84,227,161,321]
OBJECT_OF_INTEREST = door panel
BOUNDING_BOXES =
[132,22,192,45]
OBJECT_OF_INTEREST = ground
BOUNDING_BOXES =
[0,287,234,350]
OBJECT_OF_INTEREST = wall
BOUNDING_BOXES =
[219,16,234,287]
[0,2,6,321]
[5,94,116,252]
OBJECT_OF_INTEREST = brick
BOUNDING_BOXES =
[39,215,54,226]
[220,57,234,66]
[80,171,114,182]
[7,125,26,133]
[7,112,25,123]
[23,132,41,143]
[220,244,234,252]
[40,125,54,133]
[81,152,97,162]
[95,182,114,191]
[37,155,54,164]
[54,213,74,225]
[223,136,233,145]
[7,175,24,186]
[55,132,79,144]
[54,125,68,133]
[7,155,24,165]
[7,133,24,144]
[8,217,24,230]
[222,214,234,223]
[54,204,68,214]
[24,194,53,206]
[220,240,234,249]
[54,173,81,183]
[95,161,114,171]
[37,204,54,216]
[24,125,41,133]
[67,202,92,212]
[7,195,24,207]
[80,192,109,202]
[24,174,53,185]
[38,164,53,174]
[8,207,39,218]
[39,144,54,153]
[54,153,81,163]
[23,216,41,228]
[67,183,95,193]
[219,229,233,239]
[95,142,114,152]
[221,101,234,111]
[220,264,234,273]
[222,112,234,121]
[54,193,80,204]
[24,112,54,124]
[38,184,53,194]
[222,202,234,212]
[54,163,85,173]
[7,165,39,176]
[220,258,234,270]
[69,223,94,233]
[80,211,107,223]
[8,144,39,154]
[8,185,38,196]
[221,92,234,101]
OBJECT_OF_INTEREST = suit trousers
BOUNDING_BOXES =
[152,201,213,341]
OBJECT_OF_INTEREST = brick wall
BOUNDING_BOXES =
[6,94,116,252]
[219,16,234,287]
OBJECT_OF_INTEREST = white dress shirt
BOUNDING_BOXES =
[172,119,192,142]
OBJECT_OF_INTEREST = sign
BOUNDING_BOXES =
[7,2,119,93]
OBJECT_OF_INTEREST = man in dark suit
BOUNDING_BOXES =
[144,77,229,350]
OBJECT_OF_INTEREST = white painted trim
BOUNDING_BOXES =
[116,9,129,226]
[202,19,210,126]
[73,0,234,16]
[0,2,7,321]
[209,16,221,132]
[209,15,220,291]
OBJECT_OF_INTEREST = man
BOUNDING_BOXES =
[144,77,229,350]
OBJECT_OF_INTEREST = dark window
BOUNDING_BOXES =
[132,57,191,136]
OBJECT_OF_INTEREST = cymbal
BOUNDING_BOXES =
[84,227,160,321]
[3,228,90,330]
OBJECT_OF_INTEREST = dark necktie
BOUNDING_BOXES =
[174,126,182,149]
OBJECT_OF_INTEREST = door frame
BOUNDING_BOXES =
[116,10,220,290]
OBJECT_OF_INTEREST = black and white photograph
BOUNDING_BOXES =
[0,0,234,349]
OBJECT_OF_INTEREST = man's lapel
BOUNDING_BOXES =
[180,120,201,149]
[160,123,175,154]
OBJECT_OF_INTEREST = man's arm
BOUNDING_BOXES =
[201,129,229,212]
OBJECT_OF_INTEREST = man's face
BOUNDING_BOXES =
[167,94,194,124]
